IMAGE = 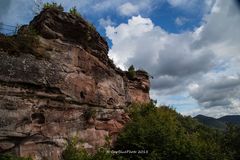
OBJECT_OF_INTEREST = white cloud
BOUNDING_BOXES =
[118,2,139,16]
[167,0,216,15]
[106,0,240,118]
[175,17,188,26]
[167,0,194,7]
[1,0,239,118]
[0,0,215,28]
[106,15,154,69]
[106,15,214,75]
[99,17,115,27]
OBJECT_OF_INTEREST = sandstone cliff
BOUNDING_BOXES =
[0,8,150,160]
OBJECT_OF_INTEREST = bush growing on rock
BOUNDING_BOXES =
[62,138,89,160]
[69,6,82,18]
[0,26,40,57]
[0,154,32,160]
[43,2,64,11]
[62,138,112,160]
[127,65,136,80]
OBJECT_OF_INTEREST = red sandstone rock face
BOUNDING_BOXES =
[0,9,150,160]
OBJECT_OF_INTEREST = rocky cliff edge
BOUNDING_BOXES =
[0,8,150,159]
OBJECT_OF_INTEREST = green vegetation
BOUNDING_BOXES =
[62,138,112,160]
[113,103,240,160]
[0,154,32,160]
[69,6,82,18]
[2,103,239,160]
[127,65,136,79]
[60,103,240,160]
[88,23,97,32]
[43,2,64,11]
[0,26,39,56]
[114,103,224,160]
[222,125,240,160]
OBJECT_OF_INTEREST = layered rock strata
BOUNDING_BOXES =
[0,8,150,160]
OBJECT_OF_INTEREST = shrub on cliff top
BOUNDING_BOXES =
[43,2,64,11]
[69,6,82,18]
[127,65,136,79]
[0,26,40,56]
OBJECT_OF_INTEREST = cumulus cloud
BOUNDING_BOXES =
[99,17,115,28]
[118,2,139,16]
[117,1,162,16]
[175,17,188,26]
[106,15,214,79]
[1,0,239,117]
[167,0,215,13]
[1,0,152,28]
[192,0,240,54]
[167,0,196,7]
[0,0,213,29]
[189,74,240,108]
[106,0,240,117]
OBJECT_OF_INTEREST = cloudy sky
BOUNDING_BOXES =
[0,0,240,117]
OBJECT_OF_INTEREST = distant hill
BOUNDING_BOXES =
[218,115,240,125]
[194,115,240,130]
[194,115,226,130]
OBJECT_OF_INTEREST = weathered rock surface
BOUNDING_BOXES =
[0,9,150,160]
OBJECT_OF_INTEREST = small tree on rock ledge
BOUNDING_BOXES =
[127,65,136,79]
[69,6,82,18]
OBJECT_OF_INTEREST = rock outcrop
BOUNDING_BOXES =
[0,8,150,160]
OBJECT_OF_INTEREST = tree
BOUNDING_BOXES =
[33,1,64,14]
[62,138,112,160]
[114,103,225,160]
[69,6,81,17]
[43,2,64,11]
[0,154,32,160]
[127,65,136,79]
[222,124,240,160]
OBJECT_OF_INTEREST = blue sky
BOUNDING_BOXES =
[0,0,210,36]
[1,0,240,117]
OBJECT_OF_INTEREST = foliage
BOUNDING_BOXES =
[33,1,63,14]
[88,23,96,32]
[69,6,81,18]
[0,26,40,56]
[127,65,136,79]
[0,154,32,160]
[114,103,226,160]
[62,138,112,160]
[62,138,90,160]
[92,148,112,160]
[43,2,64,11]
[1,103,240,160]
[221,125,240,160]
